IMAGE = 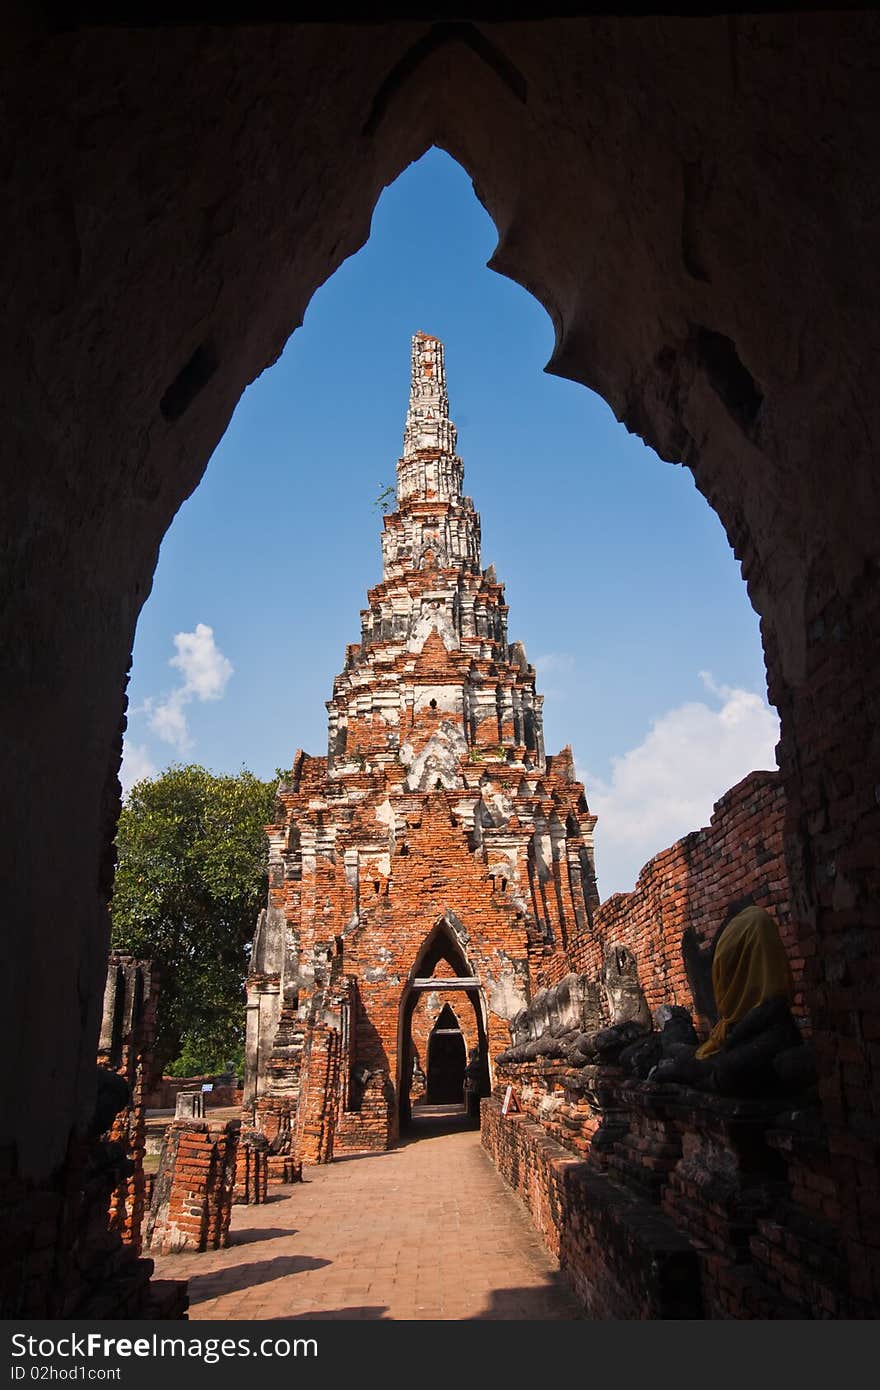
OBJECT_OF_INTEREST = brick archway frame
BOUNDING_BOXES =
[396,915,489,1127]
[2,13,879,1312]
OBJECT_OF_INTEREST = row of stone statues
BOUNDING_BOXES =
[499,904,816,1098]
[497,943,653,1067]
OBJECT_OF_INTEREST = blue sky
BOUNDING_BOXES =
[123,148,779,897]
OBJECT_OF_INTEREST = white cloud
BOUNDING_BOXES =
[143,623,234,753]
[169,622,233,701]
[147,689,192,752]
[120,741,157,796]
[579,672,780,900]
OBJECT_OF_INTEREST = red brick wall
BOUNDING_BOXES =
[484,1059,859,1318]
[0,955,186,1318]
[336,1070,396,1155]
[769,563,880,1309]
[481,1093,702,1318]
[561,771,800,1029]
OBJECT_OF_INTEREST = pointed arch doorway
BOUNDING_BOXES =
[397,912,490,1131]
[427,1002,467,1103]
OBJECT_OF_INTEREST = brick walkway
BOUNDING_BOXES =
[151,1108,583,1320]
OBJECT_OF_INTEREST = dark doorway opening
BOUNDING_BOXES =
[398,913,489,1132]
[426,1004,466,1103]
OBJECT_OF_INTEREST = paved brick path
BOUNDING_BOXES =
[151,1109,583,1320]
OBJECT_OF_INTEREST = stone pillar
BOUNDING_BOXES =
[96,955,159,1255]
[292,1022,341,1168]
[145,1119,240,1255]
[233,1132,269,1205]
[175,1091,204,1119]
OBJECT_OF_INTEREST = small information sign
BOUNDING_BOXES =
[501,1085,521,1116]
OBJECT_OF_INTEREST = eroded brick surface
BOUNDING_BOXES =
[0,955,185,1318]
[145,1120,239,1256]
[98,955,160,1254]
[485,1045,865,1317]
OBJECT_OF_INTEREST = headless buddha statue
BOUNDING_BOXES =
[652,904,811,1095]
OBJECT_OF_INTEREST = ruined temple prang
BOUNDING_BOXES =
[243,334,600,1164]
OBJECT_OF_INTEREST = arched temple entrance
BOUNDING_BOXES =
[397,915,489,1131]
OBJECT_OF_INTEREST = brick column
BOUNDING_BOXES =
[145,1119,240,1255]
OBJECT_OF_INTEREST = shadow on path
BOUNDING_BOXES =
[161,1125,584,1321]
[227,1226,295,1247]
[279,1307,391,1320]
[326,1150,396,1165]
[467,1282,585,1320]
[397,1103,479,1147]
[188,1254,331,1297]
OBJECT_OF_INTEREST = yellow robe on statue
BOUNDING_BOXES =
[695,905,795,1059]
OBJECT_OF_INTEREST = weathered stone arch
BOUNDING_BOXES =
[407,911,475,983]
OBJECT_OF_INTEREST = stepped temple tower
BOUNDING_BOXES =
[244,333,599,1168]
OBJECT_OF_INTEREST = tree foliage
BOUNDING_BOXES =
[110,764,277,1078]
[373,483,395,514]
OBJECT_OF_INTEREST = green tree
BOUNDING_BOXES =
[110,764,277,1078]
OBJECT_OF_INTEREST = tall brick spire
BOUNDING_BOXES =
[398,332,463,505]
[244,331,600,1164]
[381,333,477,582]
[336,330,554,776]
